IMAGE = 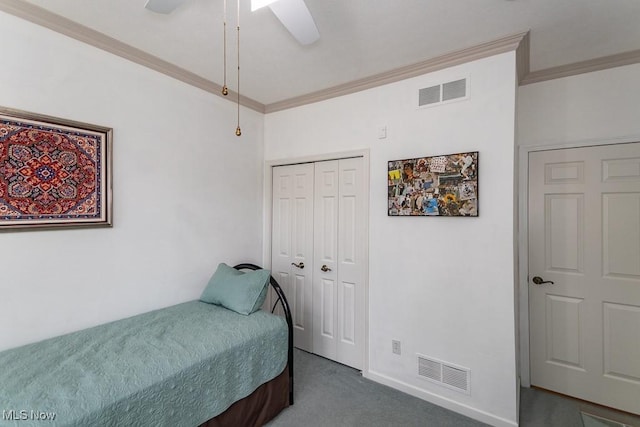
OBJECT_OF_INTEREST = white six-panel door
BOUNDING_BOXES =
[313,160,340,361]
[272,158,365,370]
[313,158,365,369]
[271,163,314,352]
[336,157,365,369]
[529,143,640,414]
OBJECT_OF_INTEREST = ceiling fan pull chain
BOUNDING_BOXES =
[235,0,241,137]
[221,0,229,96]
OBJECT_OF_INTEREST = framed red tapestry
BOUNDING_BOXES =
[0,107,112,230]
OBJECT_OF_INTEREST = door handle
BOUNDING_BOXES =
[291,262,304,269]
[532,276,554,285]
[321,265,332,272]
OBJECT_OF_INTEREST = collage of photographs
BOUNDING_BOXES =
[388,151,479,217]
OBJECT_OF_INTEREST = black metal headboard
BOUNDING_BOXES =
[233,263,294,405]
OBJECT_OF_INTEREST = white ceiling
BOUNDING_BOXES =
[18,0,640,105]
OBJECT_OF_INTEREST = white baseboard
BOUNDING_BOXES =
[365,369,518,427]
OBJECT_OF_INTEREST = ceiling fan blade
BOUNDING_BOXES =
[269,0,320,45]
[144,0,186,14]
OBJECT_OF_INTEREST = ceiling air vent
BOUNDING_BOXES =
[417,78,468,108]
[417,354,470,394]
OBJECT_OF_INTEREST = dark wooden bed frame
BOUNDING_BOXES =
[200,263,294,426]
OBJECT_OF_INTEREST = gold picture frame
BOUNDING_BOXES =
[0,107,113,230]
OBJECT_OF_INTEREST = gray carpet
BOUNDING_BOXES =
[268,349,640,427]
[519,387,639,427]
[267,349,488,427]
[519,386,584,426]
[581,413,627,427]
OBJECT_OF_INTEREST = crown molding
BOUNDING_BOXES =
[2,0,525,115]
[265,31,530,113]
[5,1,638,114]
[516,31,530,84]
[520,48,640,86]
[0,0,266,113]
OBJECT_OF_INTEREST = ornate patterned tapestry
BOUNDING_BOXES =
[0,110,112,229]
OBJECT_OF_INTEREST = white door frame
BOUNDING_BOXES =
[518,134,640,388]
[263,149,371,374]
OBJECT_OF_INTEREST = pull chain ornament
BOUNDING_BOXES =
[221,0,228,96]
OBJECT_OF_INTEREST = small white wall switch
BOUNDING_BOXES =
[392,340,401,355]
[377,125,387,139]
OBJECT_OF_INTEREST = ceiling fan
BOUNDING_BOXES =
[144,0,320,45]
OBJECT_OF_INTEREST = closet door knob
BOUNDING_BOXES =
[291,262,304,269]
[321,265,332,272]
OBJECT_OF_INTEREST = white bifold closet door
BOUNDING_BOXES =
[271,163,315,353]
[313,158,365,369]
[271,158,365,370]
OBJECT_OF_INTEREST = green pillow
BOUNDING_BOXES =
[200,263,271,315]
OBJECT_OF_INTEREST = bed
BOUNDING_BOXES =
[0,263,293,427]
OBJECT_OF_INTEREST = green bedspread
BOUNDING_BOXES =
[0,301,288,427]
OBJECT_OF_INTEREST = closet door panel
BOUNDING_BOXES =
[337,157,365,369]
[313,160,339,360]
[272,163,314,352]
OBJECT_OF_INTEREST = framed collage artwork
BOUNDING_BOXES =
[388,151,478,217]
[0,107,112,230]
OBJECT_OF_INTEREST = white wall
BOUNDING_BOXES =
[265,53,519,426]
[0,12,264,352]
[518,63,640,147]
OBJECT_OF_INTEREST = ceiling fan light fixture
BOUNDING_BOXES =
[144,0,184,14]
[269,0,319,45]
[251,0,279,12]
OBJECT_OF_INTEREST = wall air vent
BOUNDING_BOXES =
[417,354,470,394]
[418,85,441,106]
[442,79,466,101]
[417,78,468,108]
